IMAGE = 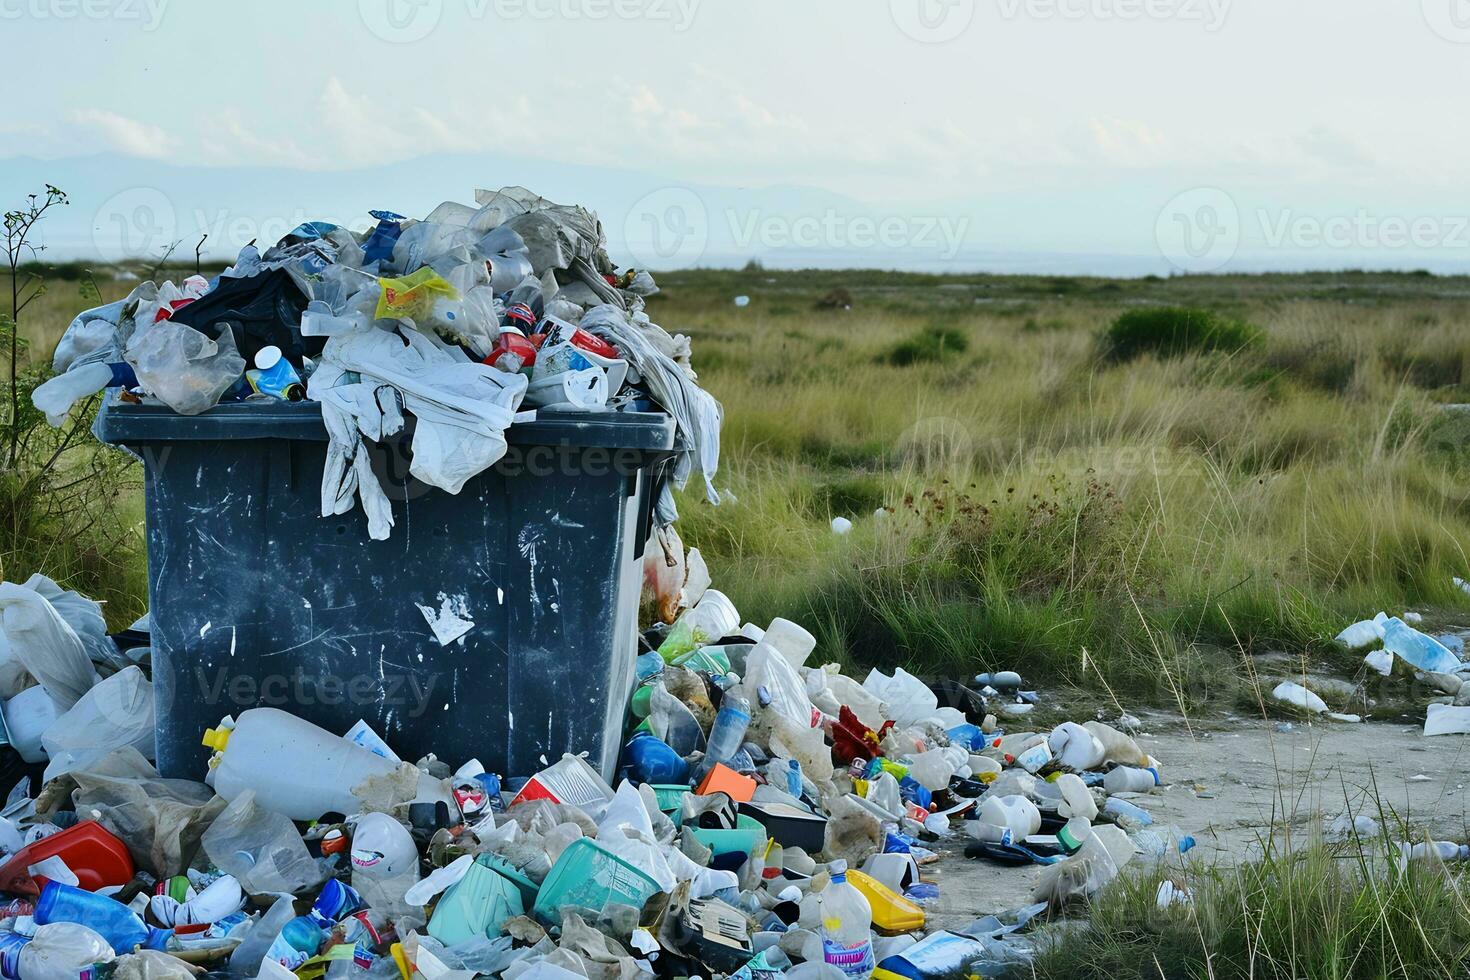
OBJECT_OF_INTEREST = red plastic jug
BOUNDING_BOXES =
[0,821,135,896]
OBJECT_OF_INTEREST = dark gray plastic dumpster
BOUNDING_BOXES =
[98,400,676,783]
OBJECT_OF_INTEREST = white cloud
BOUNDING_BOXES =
[66,109,176,160]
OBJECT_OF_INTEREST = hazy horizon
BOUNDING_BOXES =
[6,1,1470,276]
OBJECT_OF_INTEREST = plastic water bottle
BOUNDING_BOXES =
[1401,841,1470,862]
[1382,618,1462,673]
[1104,765,1161,794]
[0,923,114,980]
[33,880,170,953]
[1102,797,1154,830]
[704,695,751,769]
[818,860,875,979]
[265,915,325,969]
[787,759,804,799]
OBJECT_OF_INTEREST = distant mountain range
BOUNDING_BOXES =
[4,153,1465,277]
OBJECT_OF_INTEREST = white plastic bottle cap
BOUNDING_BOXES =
[255,346,283,370]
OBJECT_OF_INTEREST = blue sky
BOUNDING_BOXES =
[4,0,1469,274]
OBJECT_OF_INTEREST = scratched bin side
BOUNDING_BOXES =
[99,401,676,783]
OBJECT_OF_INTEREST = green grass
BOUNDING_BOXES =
[1033,835,1470,980]
[11,264,1470,668]
[650,269,1470,700]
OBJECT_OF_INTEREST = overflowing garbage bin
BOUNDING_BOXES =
[99,400,676,781]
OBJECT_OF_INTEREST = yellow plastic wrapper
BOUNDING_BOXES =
[376,267,459,323]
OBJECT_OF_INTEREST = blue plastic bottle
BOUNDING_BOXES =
[309,878,363,927]
[266,915,325,969]
[622,734,690,784]
[34,880,171,954]
[787,759,803,799]
[1382,617,1462,673]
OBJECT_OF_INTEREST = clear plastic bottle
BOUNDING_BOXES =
[1401,841,1470,862]
[818,860,875,979]
[704,695,751,769]
[1383,618,1462,673]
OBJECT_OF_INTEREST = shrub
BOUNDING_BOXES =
[880,326,969,366]
[1102,308,1264,362]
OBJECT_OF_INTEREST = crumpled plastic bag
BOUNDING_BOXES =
[863,667,939,727]
[125,320,246,416]
[53,298,129,373]
[105,948,202,980]
[649,681,706,757]
[202,790,324,895]
[71,747,226,878]
[823,794,884,866]
[746,643,815,731]
[376,267,460,323]
[642,525,687,626]
[480,226,535,293]
[42,665,154,781]
[23,574,118,672]
[581,304,722,520]
[1033,824,1136,908]
[0,581,99,710]
[311,325,527,539]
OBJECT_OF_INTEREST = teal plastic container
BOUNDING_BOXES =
[688,814,767,858]
[531,838,661,925]
[651,784,692,815]
[427,855,524,945]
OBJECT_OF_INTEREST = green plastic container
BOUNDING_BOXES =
[672,647,731,674]
[651,784,692,815]
[688,814,767,858]
[427,854,524,945]
[531,838,661,925]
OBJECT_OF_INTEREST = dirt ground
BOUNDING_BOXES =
[924,713,1470,927]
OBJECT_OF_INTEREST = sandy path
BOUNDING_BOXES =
[923,714,1470,927]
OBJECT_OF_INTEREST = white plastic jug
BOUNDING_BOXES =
[1049,722,1105,770]
[203,707,445,821]
[1083,721,1151,767]
[977,794,1041,839]
[1054,773,1098,821]
[1103,765,1161,794]
[764,618,817,668]
[817,860,875,978]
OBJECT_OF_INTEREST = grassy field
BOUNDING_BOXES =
[645,268,1470,705]
[8,264,1470,705]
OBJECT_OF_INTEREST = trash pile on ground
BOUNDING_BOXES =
[8,187,1211,977]
[1330,602,1470,736]
[35,186,722,540]
[0,553,1210,980]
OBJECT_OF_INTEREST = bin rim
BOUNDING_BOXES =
[96,399,677,452]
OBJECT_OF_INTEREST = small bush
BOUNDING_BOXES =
[1102,308,1264,362]
[880,326,969,366]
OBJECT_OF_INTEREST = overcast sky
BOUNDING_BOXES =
[5,0,1469,274]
